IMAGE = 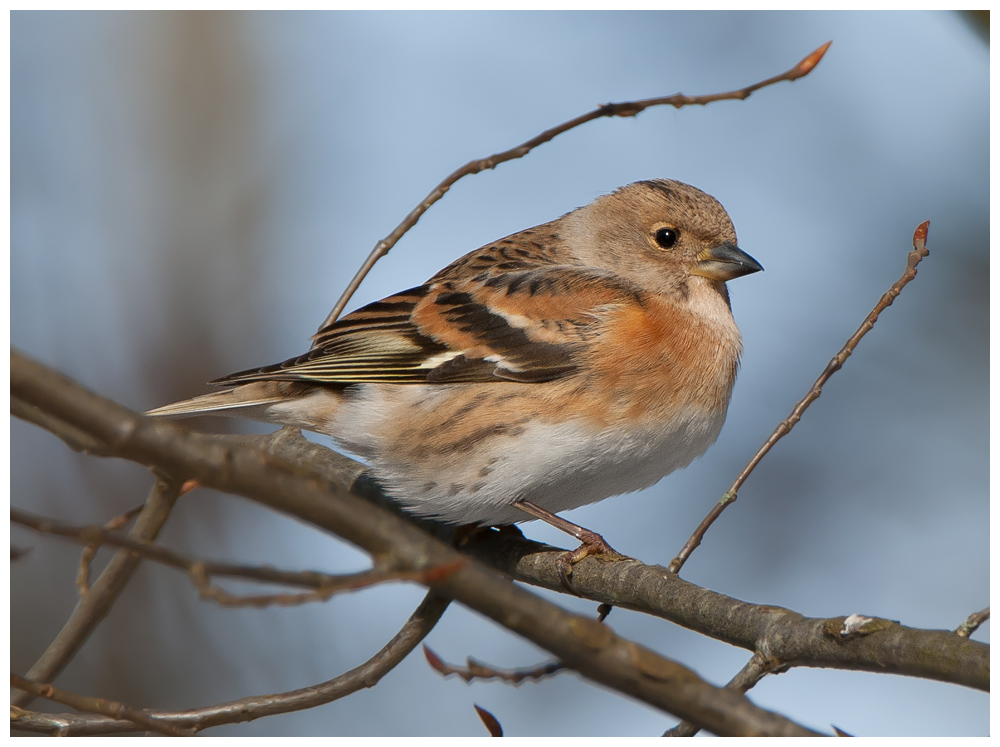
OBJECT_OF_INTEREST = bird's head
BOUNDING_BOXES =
[565,179,763,301]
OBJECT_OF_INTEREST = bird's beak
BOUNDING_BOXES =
[691,242,763,281]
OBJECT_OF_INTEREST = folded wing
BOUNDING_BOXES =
[213,262,643,388]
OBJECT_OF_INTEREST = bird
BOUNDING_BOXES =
[148,179,762,582]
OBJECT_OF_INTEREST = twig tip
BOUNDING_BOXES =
[798,41,833,75]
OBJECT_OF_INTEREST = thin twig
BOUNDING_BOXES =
[10,592,450,735]
[424,645,565,685]
[318,42,831,329]
[423,594,612,685]
[664,653,782,737]
[76,504,144,595]
[956,607,990,638]
[11,476,182,708]
[668,221,932,574]
[10,673,195,737]
[13,507,462,608]
[186,560,461,608]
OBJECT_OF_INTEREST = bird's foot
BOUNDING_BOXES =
[514,500,632,594]
[556,527,631,594]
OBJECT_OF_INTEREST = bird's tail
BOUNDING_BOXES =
[146,382,291,420]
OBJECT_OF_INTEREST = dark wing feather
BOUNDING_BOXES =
[212,261,643,388]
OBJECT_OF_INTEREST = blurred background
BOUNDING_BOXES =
[11,11,988,737]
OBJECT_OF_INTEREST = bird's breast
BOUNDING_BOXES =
[576,293,742,429]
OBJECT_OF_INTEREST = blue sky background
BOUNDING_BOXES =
[11,11,988,736]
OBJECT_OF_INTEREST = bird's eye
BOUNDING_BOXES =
[654,227,679,249]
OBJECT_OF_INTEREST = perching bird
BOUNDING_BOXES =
[148,179,762,579]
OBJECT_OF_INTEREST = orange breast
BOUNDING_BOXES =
[573,296,741,427]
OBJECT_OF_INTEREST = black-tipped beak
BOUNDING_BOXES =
[691,243,764,282]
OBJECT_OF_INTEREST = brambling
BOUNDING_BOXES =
[149,180,762,581]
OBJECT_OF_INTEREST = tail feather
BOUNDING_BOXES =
[146,383,289,419]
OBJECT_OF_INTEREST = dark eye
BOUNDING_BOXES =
[655,227,679,249]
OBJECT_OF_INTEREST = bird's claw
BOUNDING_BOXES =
[556,528,631,594]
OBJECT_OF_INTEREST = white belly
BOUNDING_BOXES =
[374,406,726,526]
[274,384,727,527]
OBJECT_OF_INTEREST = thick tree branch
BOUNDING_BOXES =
[12,344,986,699]
[463,529,988,692]
[11,349,820,737]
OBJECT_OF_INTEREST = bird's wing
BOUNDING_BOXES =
[212,265,644,387]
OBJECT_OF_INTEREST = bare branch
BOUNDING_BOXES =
[956,607,990,639]
[319,42,831,329]
[463,527,988,692]
[11,475,182,708]
[10,673,195,737]
[423,597,611,686]
[424,645,566,685]
[11,396,107,454]
[186,560,462,608]
[76,504,144,595]
[10,592,450,735]
[13,348,983,704]
[11,349,822,736]
[13,507,462,608]
[669,221,933,574]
